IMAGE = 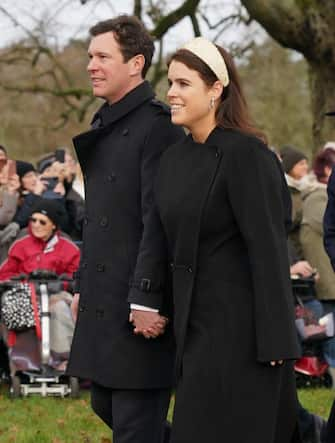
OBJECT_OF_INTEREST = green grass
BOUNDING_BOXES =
[0,384,333,442]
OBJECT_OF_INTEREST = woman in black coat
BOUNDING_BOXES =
[130,37,301,443]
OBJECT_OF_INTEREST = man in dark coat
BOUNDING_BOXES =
[67,16,183,443]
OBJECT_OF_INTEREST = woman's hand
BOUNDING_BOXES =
[34,177,46,195]
[290,261,313,277]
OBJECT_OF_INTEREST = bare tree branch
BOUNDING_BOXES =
[152,0,201,40]
[1,84,90,100]
[134,0,142,20]
[190,13,201,36]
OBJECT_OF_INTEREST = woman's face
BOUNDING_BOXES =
[30,213,56,241]
[167,60,218,135]
[21,171,37,192]
[289,159,309,180]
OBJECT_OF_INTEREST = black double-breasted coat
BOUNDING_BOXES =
[130,127,301,443]
[67,81,184,389]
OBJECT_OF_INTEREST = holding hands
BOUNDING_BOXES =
[129,309,168,339]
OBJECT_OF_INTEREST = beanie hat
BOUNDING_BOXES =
[37,155,55,174]
[280,145,307,174]
[31,199,62,227]
[16,160,36,179]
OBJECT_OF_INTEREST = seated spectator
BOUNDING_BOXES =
[0,199,80,370]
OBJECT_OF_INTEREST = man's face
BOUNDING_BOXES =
[87,32,133,104]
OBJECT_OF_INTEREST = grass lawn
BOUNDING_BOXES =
[0,383,333,442]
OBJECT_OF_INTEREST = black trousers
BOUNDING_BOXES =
[91,382,171,443]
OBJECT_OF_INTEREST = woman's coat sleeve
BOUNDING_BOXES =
[226,141,300,362]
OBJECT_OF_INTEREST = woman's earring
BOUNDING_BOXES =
[209,97,215,109]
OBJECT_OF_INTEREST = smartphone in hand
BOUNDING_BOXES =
[55,149,65,163]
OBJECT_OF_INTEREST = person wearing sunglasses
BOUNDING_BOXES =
[0,199,80,370]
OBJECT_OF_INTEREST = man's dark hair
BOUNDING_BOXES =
[90,15,154,78]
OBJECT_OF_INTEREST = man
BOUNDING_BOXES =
[67,16,183,443]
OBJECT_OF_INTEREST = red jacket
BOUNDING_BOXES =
[0,231,80,281]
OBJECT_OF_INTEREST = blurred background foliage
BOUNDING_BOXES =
[1,0,334,162]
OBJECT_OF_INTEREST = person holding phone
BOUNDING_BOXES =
[13,160,70,233]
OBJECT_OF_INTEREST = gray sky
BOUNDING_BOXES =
[1,0,264,52]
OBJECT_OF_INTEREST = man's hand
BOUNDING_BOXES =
[71,293,80,323]
[130,309,168,339]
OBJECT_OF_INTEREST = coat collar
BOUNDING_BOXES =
[186,126,225,147]
[91,80,155,128]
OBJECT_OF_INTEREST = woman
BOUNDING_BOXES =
[280,145,310,259]
[130,37,300,443]
[0,199,80,370]
[14,159,70,233]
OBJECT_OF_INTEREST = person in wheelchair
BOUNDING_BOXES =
[0,199,80,371]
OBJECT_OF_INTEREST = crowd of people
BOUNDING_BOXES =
[279,144,335,378]
[0,147,83,371]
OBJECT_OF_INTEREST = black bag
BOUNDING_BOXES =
[1,283,40,331]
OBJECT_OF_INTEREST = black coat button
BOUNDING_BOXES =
[79,305,86,312]
[96,263,105,272]
[140,278,151,292]
[187,266,193,273]
[81,262,87,269]
[100,216,108,227]
[215,149,221,158]
[107,173,116,182]
[83,217,88,225]
[96,309,104,318]
[122,129,129,136]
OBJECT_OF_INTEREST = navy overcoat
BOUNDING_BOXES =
[67,81,184,389]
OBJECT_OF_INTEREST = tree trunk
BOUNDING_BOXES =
[240,0,335,150]
[308,60,335,152]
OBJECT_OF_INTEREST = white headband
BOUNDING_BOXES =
[182,37,229,87]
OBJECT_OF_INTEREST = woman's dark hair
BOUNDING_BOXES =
[0,145,7,156]
[313,148,335,183]
[90,15,154,78]
[168,47,266,143]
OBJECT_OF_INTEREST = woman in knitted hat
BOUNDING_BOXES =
[0,198,80,371]
[14,159,71,232]
[280,145,311,260]
[130,37,300,443]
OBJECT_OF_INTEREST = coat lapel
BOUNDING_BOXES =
[158,134,223,374]
[73,81,155,166]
